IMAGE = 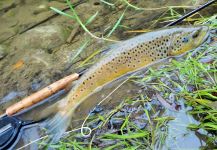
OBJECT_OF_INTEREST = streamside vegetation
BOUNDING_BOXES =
[40,1,217,149]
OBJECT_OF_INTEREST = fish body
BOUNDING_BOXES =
[45,26,209,141]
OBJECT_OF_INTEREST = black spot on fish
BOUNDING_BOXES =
[182,37,189,43]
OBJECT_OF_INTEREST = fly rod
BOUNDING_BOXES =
[166,0,217,26]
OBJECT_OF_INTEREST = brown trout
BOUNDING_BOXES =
[45,26,209,140]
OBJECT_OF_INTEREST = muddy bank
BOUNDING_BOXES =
[1,0,216,114]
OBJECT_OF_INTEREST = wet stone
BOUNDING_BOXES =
[0,45,8,60]
[11,25,70,52]
[32,4,49,15]
[90,105,103,114]
[132,119,147,129]
[199,55,214,63]
[109,118,124,129]
[31,82,42,91]
[112,111,125,118]
[169,93,175,103]
[88,120,102,129]
[186,85,195,92]
[0,0,16,14]
[124,105,138,113]
[97,139,118,148]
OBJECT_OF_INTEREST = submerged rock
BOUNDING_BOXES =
[0,45,8,60]
[11,25,70,52]
[32,4,49,15]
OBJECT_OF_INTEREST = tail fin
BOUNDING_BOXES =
[41,110,73,143]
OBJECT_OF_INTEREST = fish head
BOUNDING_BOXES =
[169,26,209,56]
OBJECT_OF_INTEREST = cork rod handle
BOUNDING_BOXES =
[6,73,79,116]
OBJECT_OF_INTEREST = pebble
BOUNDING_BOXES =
[0,45,7,60]
[33,4,49,15]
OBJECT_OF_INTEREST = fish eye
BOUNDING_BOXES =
[182,37,189,43]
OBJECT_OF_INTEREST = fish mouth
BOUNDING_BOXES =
[200,26,210,44]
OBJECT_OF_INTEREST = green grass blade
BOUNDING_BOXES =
[122,0,143,10]
[50,7,75,19]
[100,0,115,6]
[103,132,149,139]
[106,8,127,37]
[78,49,101,67]
[66,0,117,42]
[85,11,99,25]
[71,40,89,63]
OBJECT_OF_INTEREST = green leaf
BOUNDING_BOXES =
[103,132,148,139]
[85,11,99,25]
[50,7,75,19]
[71,40,89,63]
[107,8,126,37]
